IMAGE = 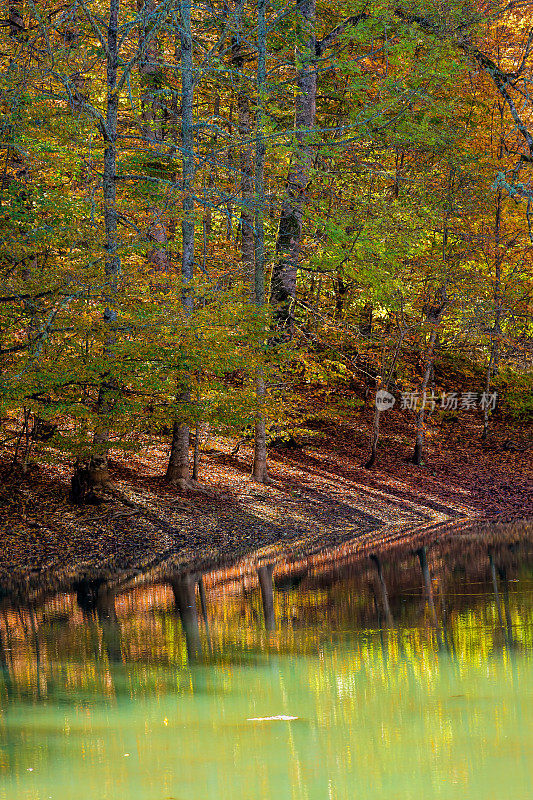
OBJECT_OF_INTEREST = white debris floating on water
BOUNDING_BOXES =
[247,715,298,722]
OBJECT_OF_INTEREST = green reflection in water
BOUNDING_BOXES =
[0,582,532,799]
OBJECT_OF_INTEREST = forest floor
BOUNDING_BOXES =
[0,401,531,596]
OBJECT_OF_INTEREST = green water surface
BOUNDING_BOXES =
[0,571,532,799]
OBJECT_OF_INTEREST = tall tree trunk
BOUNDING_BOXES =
[6,3,34,297]
[225,99,234,240]
[166,0,195,488]
[232,34,255,289]
[167,403,191,488]
[253,371,268,481]
[483,190,503,440]
[365,391,382,470]
[192,418,200,480]
[92,0,121,455]
[139,0,171,279]
[412,270,448,465]
[252,0,269,482]
[202,95,218,256]
[269,0,317,339]
[412,189,451,465]
[411,326,438,466]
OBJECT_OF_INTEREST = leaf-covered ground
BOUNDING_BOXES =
[0,407,531,594]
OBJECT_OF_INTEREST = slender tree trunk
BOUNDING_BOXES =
[253,371,268,480]
[210,98,219,227]
[202,95,218,262]
[482,328,499,440]
[139,0,171,279]
[252,0,269,482]
[483,189,502,440]
[226,99,234,240]
[412,327,438,465]
[92,0,121,455]
[166,0,195,488]
[139,0,164,137]
[269,0,317,339]
[232,35,255,288]
[192,420,200,480]
[412,199,450,465]
[7,5,37,324]
[365,392,382,470]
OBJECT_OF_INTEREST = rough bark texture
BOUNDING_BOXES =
[166,382,192,489]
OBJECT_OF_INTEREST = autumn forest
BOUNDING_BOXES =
[1,0,532,557]
[1,5,533,796]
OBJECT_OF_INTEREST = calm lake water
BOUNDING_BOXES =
[1,523,532,799]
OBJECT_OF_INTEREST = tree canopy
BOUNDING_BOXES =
[1,0,532,487]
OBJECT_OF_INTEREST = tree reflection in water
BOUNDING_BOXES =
[0,520,531,800]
